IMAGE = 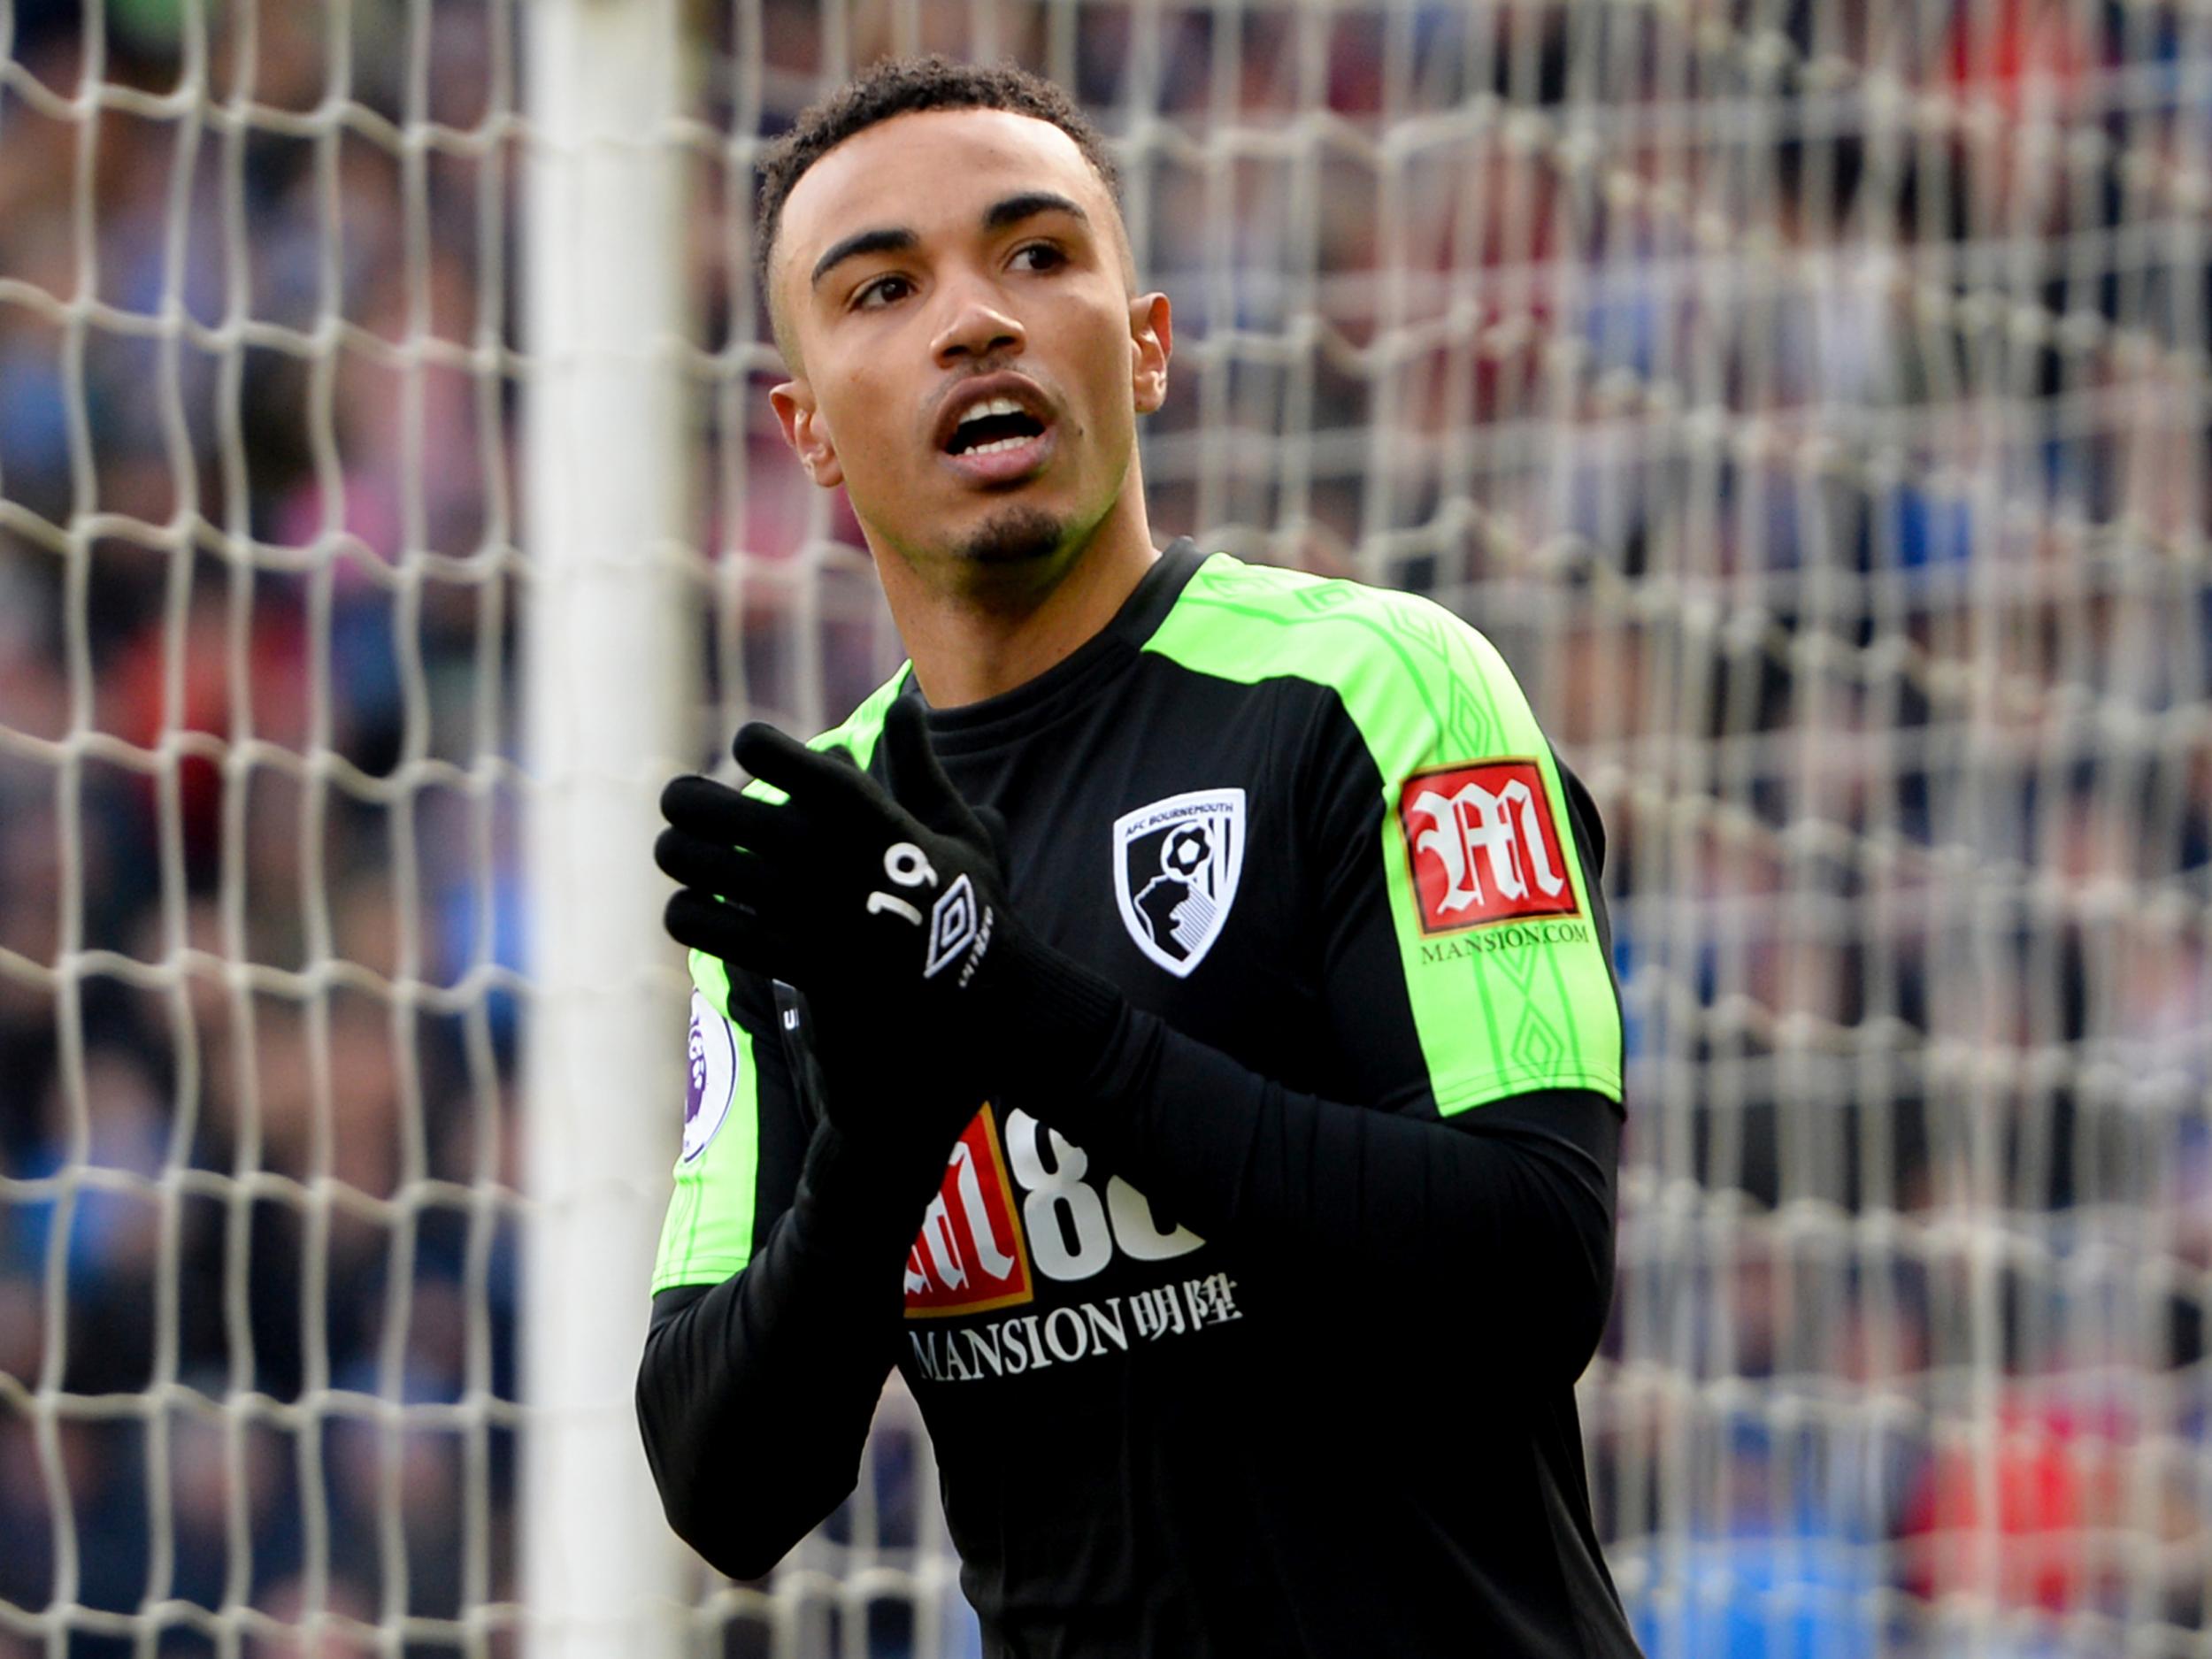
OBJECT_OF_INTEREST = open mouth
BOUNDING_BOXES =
[944,396,1048,457]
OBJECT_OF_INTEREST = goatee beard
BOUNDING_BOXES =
[961,505,1069,566]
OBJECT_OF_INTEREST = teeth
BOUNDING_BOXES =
[956,396,1027,429]
[964,435,1033,456]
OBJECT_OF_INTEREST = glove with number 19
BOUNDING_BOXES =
[655,697,1125,1165]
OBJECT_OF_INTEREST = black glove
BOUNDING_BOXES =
[656,696,1123,1160]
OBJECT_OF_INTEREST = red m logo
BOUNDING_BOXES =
[1399,760,1581,933]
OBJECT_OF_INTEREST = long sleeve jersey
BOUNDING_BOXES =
[637,541,1644,1658]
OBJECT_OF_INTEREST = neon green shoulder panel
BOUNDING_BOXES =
[1141,555,1622,1114]
[650,668,913,1293]
[805,664,911,770]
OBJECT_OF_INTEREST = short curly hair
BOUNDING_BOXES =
[755,56,1125,321]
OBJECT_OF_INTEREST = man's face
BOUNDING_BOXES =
[769,108,1170,576]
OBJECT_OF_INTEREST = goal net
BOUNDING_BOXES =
[0,1,2205,1656]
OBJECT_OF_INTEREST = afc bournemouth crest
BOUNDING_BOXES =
[1112,788,1246,977]
[1399,759,1580,933]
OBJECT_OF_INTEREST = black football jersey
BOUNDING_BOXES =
[646,541,1641,1657]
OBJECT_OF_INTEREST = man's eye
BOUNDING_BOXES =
[854,275,910,310]
[1011,243,1065,273]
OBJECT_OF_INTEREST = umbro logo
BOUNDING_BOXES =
[924,873,983,978]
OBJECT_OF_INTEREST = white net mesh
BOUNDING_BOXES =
[0,1,2207,1656]
[0,4,526,1655]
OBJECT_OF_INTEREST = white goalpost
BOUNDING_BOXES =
[0,0,2206,1656]
[519,2,690,1656]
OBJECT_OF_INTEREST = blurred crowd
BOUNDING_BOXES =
[0,0,2207,1655]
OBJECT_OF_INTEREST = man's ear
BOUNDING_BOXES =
[1129,292,1171,416]
[770,380,843,488]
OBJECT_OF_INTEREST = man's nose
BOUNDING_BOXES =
[930,287,1025,365]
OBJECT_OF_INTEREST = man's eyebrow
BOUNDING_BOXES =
[983,192,1088,232]
[810,226,917,288]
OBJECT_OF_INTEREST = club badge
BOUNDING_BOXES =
[682,988,739,1163]
[1112,788,1246,977]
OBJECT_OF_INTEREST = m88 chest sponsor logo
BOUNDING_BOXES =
[902,1106,1242,1385]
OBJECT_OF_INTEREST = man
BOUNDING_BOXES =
[639,55,1641,1658]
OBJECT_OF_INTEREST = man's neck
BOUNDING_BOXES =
[876,491,1162,709]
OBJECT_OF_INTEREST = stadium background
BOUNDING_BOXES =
[0,0,2207,1654]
